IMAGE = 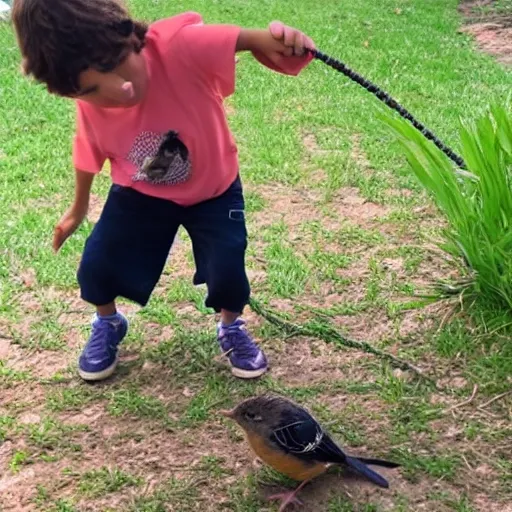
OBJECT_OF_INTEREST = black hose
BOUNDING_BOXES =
[310,49,466,169]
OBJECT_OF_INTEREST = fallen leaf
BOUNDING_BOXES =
[20,268,37,288]
[182,387,195,398]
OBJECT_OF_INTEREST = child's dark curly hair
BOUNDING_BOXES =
[12,0,148,96]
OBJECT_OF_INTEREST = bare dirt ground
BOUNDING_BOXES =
[459,0,512,64]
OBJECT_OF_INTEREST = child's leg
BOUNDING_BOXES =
[97,303,117,316]
[220,310,239,325]
[77,185,181,381]
[183,176,268,379]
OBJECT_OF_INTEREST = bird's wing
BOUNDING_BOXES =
[268,402,393,488]
[270,409,347,464]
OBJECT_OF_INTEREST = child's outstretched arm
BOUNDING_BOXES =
[236,21,315,75]
[236,22,314,56]
[53,169,93,252]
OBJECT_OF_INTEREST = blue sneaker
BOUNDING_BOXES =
[78,312,128,381]
[217,319,268,379]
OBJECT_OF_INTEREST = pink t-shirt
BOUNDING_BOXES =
[73,12,312,206]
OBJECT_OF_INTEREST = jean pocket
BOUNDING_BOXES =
[229,209,245,222]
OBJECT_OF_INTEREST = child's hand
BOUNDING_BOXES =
[268,21,315,57]
[53,206,88,252]
[236,24,314,63]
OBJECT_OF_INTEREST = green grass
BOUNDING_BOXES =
[128,477,202,512]
[1,0,512,510]
[26,417,87,456]
[10,449,30,473]
[265,240,311,297]
[385,104,512,318]
[0,414,16,442]
[473,0,512,15]
[46,385,102,412]
[391,447,461,483]
[48,499,79,512]
[244,190,267,212]
[0,361,31,386]
[107,387,168,420]
[432,320,512,394]
[179,376,233,426]
[328,497,379,512]
[144,328,219,378]
[78,467,142,497]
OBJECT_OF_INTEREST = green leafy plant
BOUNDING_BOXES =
[383,104,512,313]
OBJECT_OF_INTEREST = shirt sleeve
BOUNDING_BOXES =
[177,22,241,98]
[72,102,106,172]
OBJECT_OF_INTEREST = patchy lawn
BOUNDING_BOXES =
[460,0,512,64]
[1,1,511,511]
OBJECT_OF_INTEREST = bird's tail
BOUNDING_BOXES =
[356,457,400,469]
[344,455,394,488]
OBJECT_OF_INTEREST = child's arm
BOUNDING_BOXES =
[175,18,314,96]
[236,22,315,75]
[53,169,94,252]
[236,22,314,56]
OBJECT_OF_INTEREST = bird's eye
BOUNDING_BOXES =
[244,411,262,422]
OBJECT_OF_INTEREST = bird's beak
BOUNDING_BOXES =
[219,408,235,418]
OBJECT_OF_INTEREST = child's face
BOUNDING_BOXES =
[73,51,148,108]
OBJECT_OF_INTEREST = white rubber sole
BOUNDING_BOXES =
[78,356,118,382]
[231,365,268,379]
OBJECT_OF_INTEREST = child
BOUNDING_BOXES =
[12,0,314,382]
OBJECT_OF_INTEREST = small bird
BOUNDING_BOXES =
[221,394,399,511]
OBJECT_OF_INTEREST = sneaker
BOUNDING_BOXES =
[217,319,268,379]
[78,312,128,381]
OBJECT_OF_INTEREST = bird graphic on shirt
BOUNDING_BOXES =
[221,394,399,511]
[130,130,191,185]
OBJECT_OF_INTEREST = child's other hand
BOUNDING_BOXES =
[268,21,315,58]
[53,206,87,252]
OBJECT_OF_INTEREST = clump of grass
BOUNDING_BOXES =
[10,450,30,472]
[0,414,16,442]
[107,388,167,420]
[384,104,512,321]
[390,447,461,483]
[128,476,201,512]
[79,466,141,498]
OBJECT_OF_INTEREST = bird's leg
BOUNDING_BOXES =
[267,479,310,511]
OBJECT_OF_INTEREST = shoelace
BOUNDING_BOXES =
[221,322,259,359]
[84,321,118,360]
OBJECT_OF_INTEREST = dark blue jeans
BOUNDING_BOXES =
[77,177,250,313]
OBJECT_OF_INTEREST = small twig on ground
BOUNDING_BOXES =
[443,384,478,414]
[250,298,440,389]
[438,301,459,332]
[461,454,473,471]
[478,390,512,410]
[475,407,501,419]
